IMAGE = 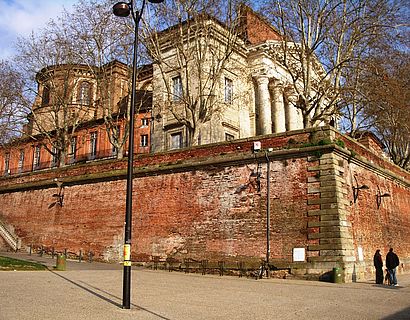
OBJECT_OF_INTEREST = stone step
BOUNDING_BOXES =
[0,220,21,251]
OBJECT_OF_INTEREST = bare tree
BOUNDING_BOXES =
[143,0,248,147]
[0,61,26,144]
[339,1,409,137]
[361,50,410,169]
[15,25,98,167]
[338,57,374,135]
[262,0,401,128]
[58,0,137,159]
[14,0,139,162]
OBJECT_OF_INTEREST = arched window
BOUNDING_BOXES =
[41,85,50,106]
[78,81,91,105]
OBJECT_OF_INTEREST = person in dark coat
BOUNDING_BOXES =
[373,249,383,284]
[386,248,400,286]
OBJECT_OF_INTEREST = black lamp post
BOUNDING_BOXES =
[113,0,164,310]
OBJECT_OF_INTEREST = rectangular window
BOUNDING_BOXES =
[120,80,128,98]
[70,137,77,160]
[170,132,182,150]
[225,133,235,141]
[51,146,58,167]
[224,77,233,103]
[141,118,149,127]
[140,134,149,147]
[90,132,98,158]
[33,146,41,169]
[172,76,183,101]
[4,153,10,175]
[18,150,24,173]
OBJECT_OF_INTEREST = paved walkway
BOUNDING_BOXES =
[1,251,409,320]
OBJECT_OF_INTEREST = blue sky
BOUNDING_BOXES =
[0,0,77,60]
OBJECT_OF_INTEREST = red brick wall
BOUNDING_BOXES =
[0,127,409,278]
[0,154,312,264]
[343,159,410,264]
[239,5,282,45]
[357,135,383,156]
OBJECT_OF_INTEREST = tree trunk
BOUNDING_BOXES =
[116,145,124,159]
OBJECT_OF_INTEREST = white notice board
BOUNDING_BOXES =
[293,248,305,262]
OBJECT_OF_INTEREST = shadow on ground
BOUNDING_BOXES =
[382,306,410,320]
[50,270,172,320]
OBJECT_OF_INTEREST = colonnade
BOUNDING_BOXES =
[255,75,304,135]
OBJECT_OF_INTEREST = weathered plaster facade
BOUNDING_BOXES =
[149,6,329,152]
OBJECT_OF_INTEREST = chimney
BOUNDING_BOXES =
[237,4,282,45]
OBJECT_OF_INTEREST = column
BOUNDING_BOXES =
[287,93,301,131]
[270,81,286,133]
[255,76,272,135]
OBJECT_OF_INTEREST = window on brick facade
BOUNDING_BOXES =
[78,81,91,105]
[90,132,98,158]
[51,146,58,167]
[33,146,41,169]
[224,77,233,104]
[111,126,120,155]
[141,118,149,127]
[42,85,50,106]
[18,150,24,173]
[140,134,149,147]
[70,137,77,160]
[4,153,10,175]
[172,75,183,101]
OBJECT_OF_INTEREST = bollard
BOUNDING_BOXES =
[218,261,225,276]
[29,245,32,256]
[333,267,343,283]
[79,250,82,263]
[64,249,67,258]
[51,247,55,259]
[56,254,66,271]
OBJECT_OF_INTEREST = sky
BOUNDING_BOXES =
[0,0,77,60]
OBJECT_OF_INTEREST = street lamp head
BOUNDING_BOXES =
[113,2,131,17]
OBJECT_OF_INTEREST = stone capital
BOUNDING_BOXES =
[269,80,284,92]
[254,75,270,86]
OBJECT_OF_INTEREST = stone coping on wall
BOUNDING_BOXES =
[336,132,410,182]
[0,145,331,193]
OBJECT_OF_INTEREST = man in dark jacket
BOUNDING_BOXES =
[386,248,400,286]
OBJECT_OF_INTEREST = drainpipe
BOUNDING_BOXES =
[265,151,270,274]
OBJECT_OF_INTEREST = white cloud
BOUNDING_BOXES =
[0,0,77,60]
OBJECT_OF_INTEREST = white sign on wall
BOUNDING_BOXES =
[293,248,305,262]
[358,247,364,261]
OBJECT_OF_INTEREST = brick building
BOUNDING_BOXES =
[1,6,331,176]
[1,6,408,282]
[0,127,409,282]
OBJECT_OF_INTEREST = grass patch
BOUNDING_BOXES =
[0,256,47,271]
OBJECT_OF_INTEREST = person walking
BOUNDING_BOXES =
[386,248,400,286]
[373,249,383,284]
